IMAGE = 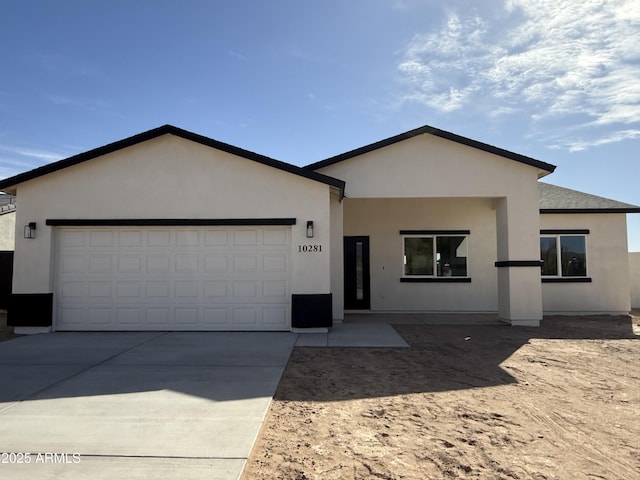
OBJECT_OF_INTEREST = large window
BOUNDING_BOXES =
[403,235,468,277]
[540,235,587,277]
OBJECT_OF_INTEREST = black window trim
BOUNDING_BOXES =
[401,230,471,281]
[540,232,590,282]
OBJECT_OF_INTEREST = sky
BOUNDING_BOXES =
[1,0,639,250]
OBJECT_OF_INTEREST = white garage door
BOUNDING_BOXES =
[54,226,291,331]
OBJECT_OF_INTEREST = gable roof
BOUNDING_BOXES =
[0,125,345,196]
[305,124,556,174]
[539,182,640,213]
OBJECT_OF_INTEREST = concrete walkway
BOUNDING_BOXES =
[0,324,407,479]
[0,332,296,480]
[296,322,409,347]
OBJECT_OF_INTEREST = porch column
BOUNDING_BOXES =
[495,195,543,326]
[330,191,344,322]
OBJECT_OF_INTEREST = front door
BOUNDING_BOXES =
[344,236,370,309]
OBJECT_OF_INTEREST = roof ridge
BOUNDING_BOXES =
[305,124,556,173]
[0,126,345,196]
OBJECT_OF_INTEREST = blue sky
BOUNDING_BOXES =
[1,0,639,250]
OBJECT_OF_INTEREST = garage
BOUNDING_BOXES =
[53,225,292,331]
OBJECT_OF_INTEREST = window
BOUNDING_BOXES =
[403,235,468,277]
[540,235,587,277]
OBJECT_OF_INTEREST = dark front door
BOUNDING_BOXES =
[344,236,370,310]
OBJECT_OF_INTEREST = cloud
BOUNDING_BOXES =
[0,146,67,180]
[227,50,246,60]
[551,129,640,152]
[7,147,63,162]
[398,0,640,149]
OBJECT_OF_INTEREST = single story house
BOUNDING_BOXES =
[0,125,638,333]
[0,194,16,251]
[0,194,16,310]
[630,252,640,309]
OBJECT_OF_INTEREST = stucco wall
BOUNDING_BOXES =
[0,211,15,250]
[316,133,547,199]
[541,213,631,314]
[329,191,344,320]
[344,197,499,312]
[320,132,544,323]
[12,134,333,298]
[630,252,640,309]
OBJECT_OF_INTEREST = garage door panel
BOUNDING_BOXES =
[147,308,171,327]
[88,281,112,298]
[176,230,200,246]
[61,230,86,247]
[55,227,292,331]
[61,255,85,273]
[147,281,170,298]
[175,281,200,298]
[90,230,114,247]
[146,255,170,273]
[204,281,227,297]
[234,230,259,245]
[118,230,143,246]
[117,308,144,328]
[175,308,199,325]
[263,308,288,326]
[234,255,258,272]
[147,230,172,247]
[119,255,143,273]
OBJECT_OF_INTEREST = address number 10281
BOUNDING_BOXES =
[298,245,322,253]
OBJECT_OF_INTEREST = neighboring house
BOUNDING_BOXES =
[630,253,640,309]
[0,194,16,250]
[0,194,16,310]
[0,125,638,333]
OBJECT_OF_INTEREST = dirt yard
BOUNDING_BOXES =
[244,313,640,480]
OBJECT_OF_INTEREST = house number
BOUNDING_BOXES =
[298,244,322,253]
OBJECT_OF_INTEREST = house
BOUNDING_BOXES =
[0,194,16,310]
[630,253,640,309]
[0,125,637,333]
[0,194,16,250]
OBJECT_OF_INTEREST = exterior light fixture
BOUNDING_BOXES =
[24,222,37,239]
[306,221,314,238]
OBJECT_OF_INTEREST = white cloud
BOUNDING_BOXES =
[0,146,66,180]
[553,129,640,151]
[398,0,640,150]
[9,147,63,162]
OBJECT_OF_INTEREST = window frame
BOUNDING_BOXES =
[539,231,590,282]
[400,230,471,282]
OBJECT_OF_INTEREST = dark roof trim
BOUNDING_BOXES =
[46,218,297,227]
[540,208,640,214]
[0,125,345,196]
[305,124,556,173]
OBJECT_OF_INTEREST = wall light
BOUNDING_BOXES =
[24,222,36,239]
[306,221,314,238]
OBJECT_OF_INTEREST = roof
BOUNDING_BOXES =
[305,124,557,174]
[539,182,640,214]
[0,125,345,196]
[0,194,16,215]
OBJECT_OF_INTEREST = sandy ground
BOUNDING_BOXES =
[244,313,640,480]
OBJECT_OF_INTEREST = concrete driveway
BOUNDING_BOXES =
[0,332,297,480]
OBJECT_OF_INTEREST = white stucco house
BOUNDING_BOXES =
[0,125,638,333]
[630,252,640,309]
[0,194,16,251]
